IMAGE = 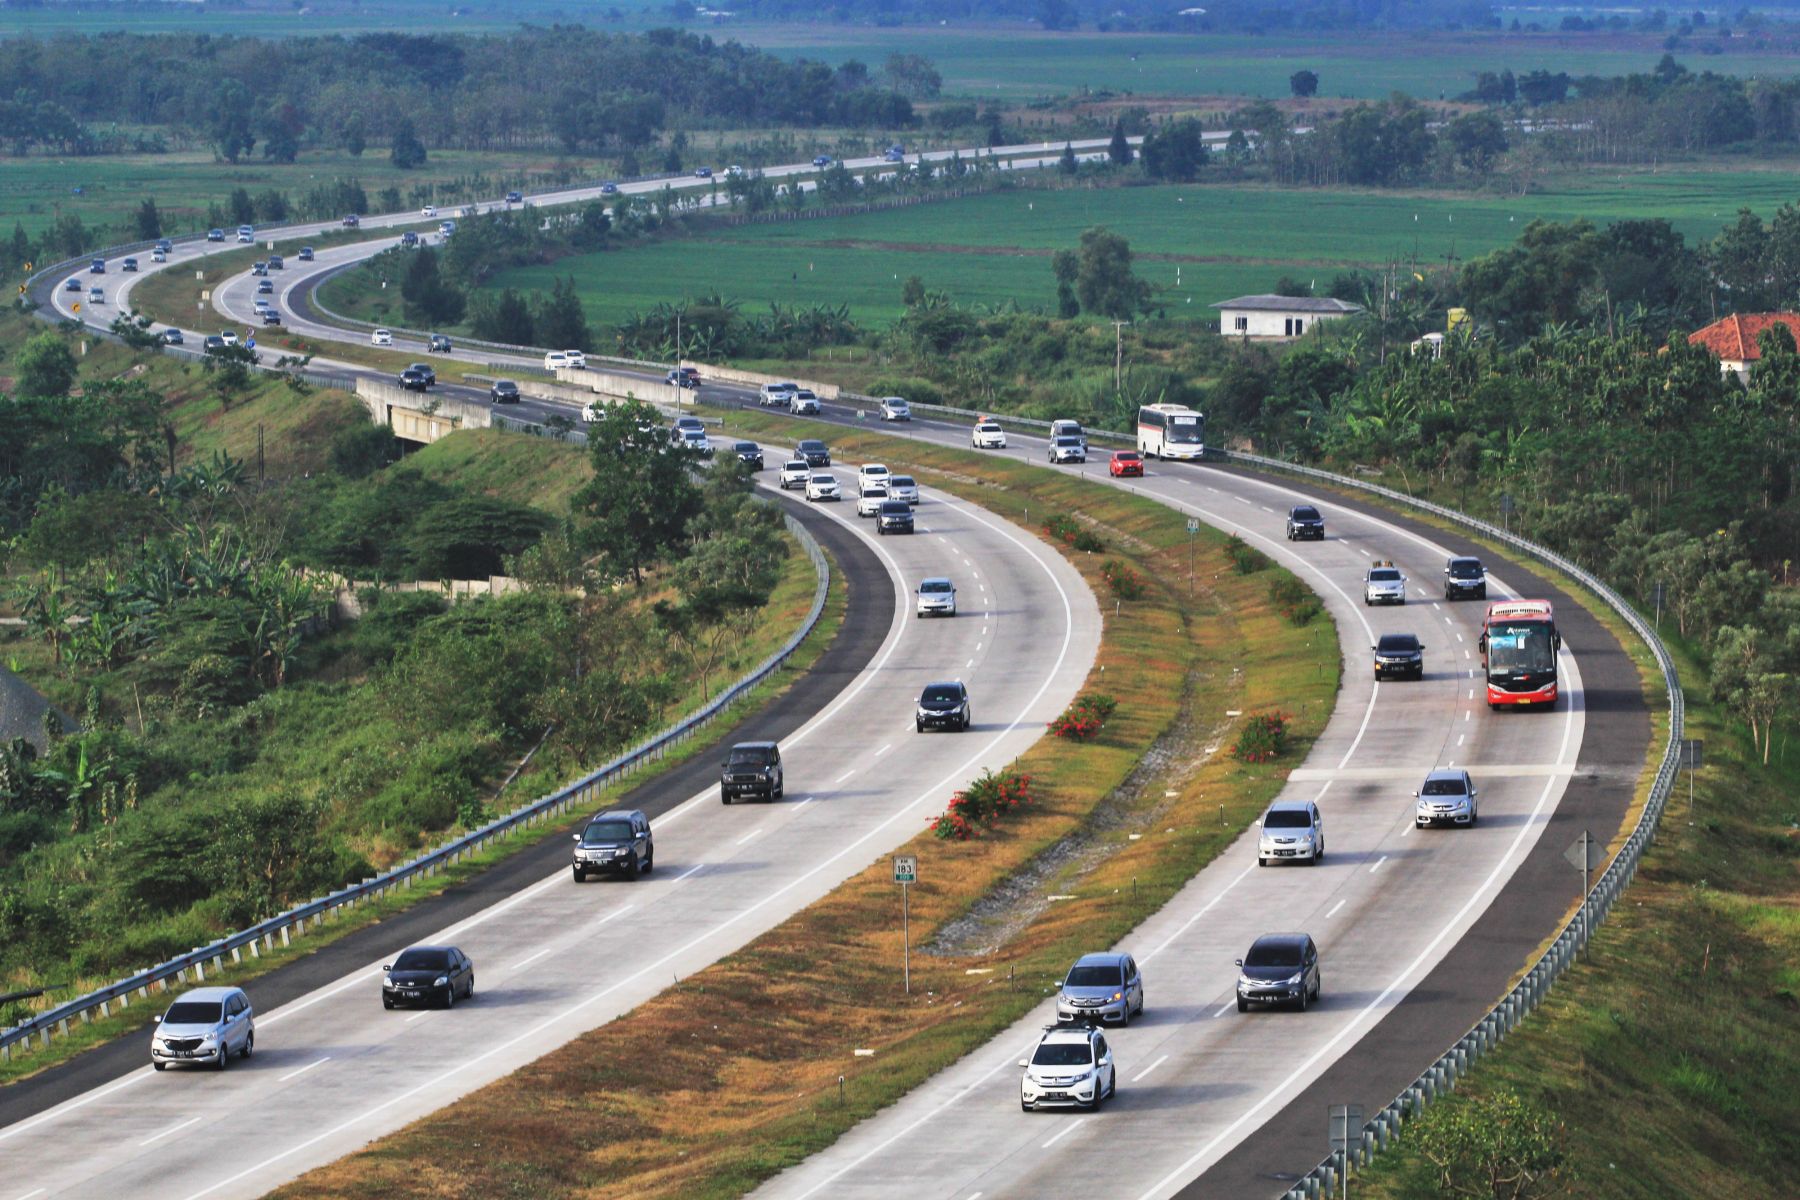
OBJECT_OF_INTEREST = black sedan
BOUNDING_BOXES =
[490,379,521,404]
[399,367,431,391]
[732,440,764,469]
[382,945,475,1009]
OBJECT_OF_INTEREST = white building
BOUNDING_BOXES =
[1212,294,1364,340]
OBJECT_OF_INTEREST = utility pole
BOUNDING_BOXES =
[1112,320,1130,390]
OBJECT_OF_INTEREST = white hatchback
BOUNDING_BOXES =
[971,421,1006,449]
[805,474,840,502]
[544,350,571,370]
[371,328,393,346]
[857,463,891,487]
[421,205,438,218]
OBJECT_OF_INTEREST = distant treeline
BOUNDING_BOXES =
[714,0,1493,33]
[0,27,923,160]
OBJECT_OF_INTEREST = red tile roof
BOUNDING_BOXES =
[1687,313,1800,361]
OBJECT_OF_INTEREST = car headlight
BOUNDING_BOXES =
[435,975,449,988]
[384,976,397,988]
[1110,991,1123,1003]
[1285,972,1305,986]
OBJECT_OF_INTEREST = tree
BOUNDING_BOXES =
[1412,1088,1570,1199]
[1710,207,1772,311]
[1140,118,1209,182]
[227,187,256,227]
[400,248,466,327]
[389,117,427,169]
[343,113,366,157]
[471,287,534,345]
[1035,0,1077,30]
[1459,219,1604,337]
[1058,142,1078,174]
[1446,111,1509,173]
[1290,69,1320,97]
[134,198,162,241]
[900,275,926,307]
[1068,226,1152,319]
[1107,121,1133,167]
[14,333,78,399]
[573,399,704,584]
[534,276,589,351]
[1051,249,1080,318]
[884,53,942,99]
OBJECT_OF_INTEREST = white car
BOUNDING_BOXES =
[1048,435,1087,464]
[151,248,167,263]
[879,396,911,421]
[371,328,393,346]
[564,349,586,369]
[582,402,604,424]
[1415,768,1478,827]
[421,205,438,218]
[1364,561,1408,605]
[759,381,798,407]
[220,329,238,345]
[439,220,457,236]
[253,297,271,310]
[87,287,105,305]
[1020,1024,1116,1112]
[779,460,811,490]
[915,577,956,617]
[857,463,891,487]
[805,474,841,502]
[886,474,919,505]
[971,420,1006,449]
[544,350,571,370]
[857,484,889,517]
[790,389,820,415]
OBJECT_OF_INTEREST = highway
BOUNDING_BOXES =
[21,151,1648,1199]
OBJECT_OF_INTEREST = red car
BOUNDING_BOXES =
[1109,450,1144,478]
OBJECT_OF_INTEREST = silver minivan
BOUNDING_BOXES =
[1257,798,1324,866]
[151,986,255,1070]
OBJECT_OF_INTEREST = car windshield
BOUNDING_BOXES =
[734,442,757,452]
[890,476,915,487]
[1065,964,1123,987]
[163,1001,222,1025]
[1488,624,1556,672]
[881,502,909,514]
[921,684,963,703]
[677,417,702,429]
[1449,559,1483,578]
[393,949,451,971]
[1292,507,1320,520]
[728,749,771,766]
[1377,635,1419,652]
[811,475,834,484]
[1116,452,1140,461]
[863,487,887,497]
[785,461,807,470]
[1167,415,1202,443]
[799,441,825,452]
[1422,778,1468,796]
[1369,569,1402,582]
[582,820,634,843]
[1245,941,1303,968]
[920,581,952,594]
[977,424,1000,432]
[795,391,816,399]
[1264,810,1312,828]
[1032,1042,1095,1067]
[1055,437,1082,448]
[682,431,707,442]
[496,382,517,391]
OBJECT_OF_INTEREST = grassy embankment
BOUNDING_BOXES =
[273,412,1341,1199]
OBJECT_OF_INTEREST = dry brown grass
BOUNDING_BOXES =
[273,425,1340,1200]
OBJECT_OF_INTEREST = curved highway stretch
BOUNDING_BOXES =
[0,437,1102,1193]
[32,156,1644,1197]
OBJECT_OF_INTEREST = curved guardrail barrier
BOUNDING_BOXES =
[0,512,830,1062]
[1218,450,1681,1200]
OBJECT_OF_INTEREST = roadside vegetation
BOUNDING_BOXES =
[269,412,1341,1199]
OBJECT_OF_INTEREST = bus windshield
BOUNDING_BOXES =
[1167,416,1203,443]
[1487,624,1556,673]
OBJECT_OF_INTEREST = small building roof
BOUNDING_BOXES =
[1686,312,1800,362]
[1210,294,1365,314]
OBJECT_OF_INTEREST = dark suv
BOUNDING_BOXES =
[1372,632,1425,680]
[571,809,653,881]
[1444,555,1487,600]
[490,379,521,404]
[876,499,914,535]
[1286,505,1325,540]
[796,439,831,468]
[721,741,783,803]
[916,680,971,732]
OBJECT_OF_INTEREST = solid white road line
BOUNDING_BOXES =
[278,1057,331,1083]
[1132,1054,1170,1082]
[140,1116,201,1147]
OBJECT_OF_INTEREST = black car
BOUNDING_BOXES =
[161,328,184,345]
[155,238,173,253]
[64,277,81,292]
[256,279,274,294]
[505,190,523,203]
[89,258,105,273]
[1286,505,1325,540]
[1444,555,1487,600]
[261,309,282,325]
[268,255,283,270]
[1372,632,1425,680]
[122,257,138,272]
[571,808,654,879]
[297,246,315,261]
[732,441,764,469]
[406,362,437,387]
[382,945,474,1009]
[876,499,914,535]
[203,335,226,352]
[1235,933,1321,1012]
[399,367,431,391]
[796,439,831,468]
[342,214,360,227]
[490,379,521,404]
[428,334,453,353]
[207,228,225,242]
[916,680,971,732]
[694,166,713,178]
[600,182,619,195]
[400,231,419,248]
[721,742,783,803]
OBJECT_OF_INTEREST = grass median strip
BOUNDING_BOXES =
[273,420,1340,1199]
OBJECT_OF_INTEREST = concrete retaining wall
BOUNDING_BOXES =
[681,359,840,400]
[555,367,687,407]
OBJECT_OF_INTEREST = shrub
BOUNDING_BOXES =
[1267,574,1322,625]
[931,767,1034,840]
[1049,692,1118,740]
[867,375,943,407]
[1225,532,1267,574]
[1101,559,1146,600]
[1232,712,1289,762]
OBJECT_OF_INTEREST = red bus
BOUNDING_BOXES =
[1478,600,1561,709]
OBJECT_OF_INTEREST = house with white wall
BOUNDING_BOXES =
[1212,294,1364,340]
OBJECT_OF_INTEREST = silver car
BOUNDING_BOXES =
[1415,768,1478,827]
[789,389,821,415]
[1020,1024,1116,1111]
[151,986,254,1070]
[916,577,956,617]
[879,396,911,421]
[1048,435,1087,464]
[1055,952,1144,1025]
[1364,561,1408,605]
[1257,798,1324,866]
[886,474,919,505]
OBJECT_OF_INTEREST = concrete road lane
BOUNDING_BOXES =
[0,467,1100,1200]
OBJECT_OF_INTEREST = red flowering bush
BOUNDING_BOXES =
[1232,712,1290,763]
[1048,692,1118,740]
[1101,559,1146,600]
[931,768,1035,840]
[1042,512,1106,553]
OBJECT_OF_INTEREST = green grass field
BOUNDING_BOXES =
[474,166,1800,332]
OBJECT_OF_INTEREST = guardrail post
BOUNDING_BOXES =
[280,924,291,948]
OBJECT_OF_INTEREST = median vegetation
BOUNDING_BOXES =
[273,414,1339,1199]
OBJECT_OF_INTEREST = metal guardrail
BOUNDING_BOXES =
[1217,450,1682,1200]
[0,512,829,1062]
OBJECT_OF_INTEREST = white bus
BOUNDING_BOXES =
[1137,404,1206,460]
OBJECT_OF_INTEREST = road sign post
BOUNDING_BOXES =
[1186,516,1200,594]
[1563,830,1606,954]
[1682,739,1703,821]
[893,855,917,994]
[1328,1104,1364,1196]
[1499,492,1516,536]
